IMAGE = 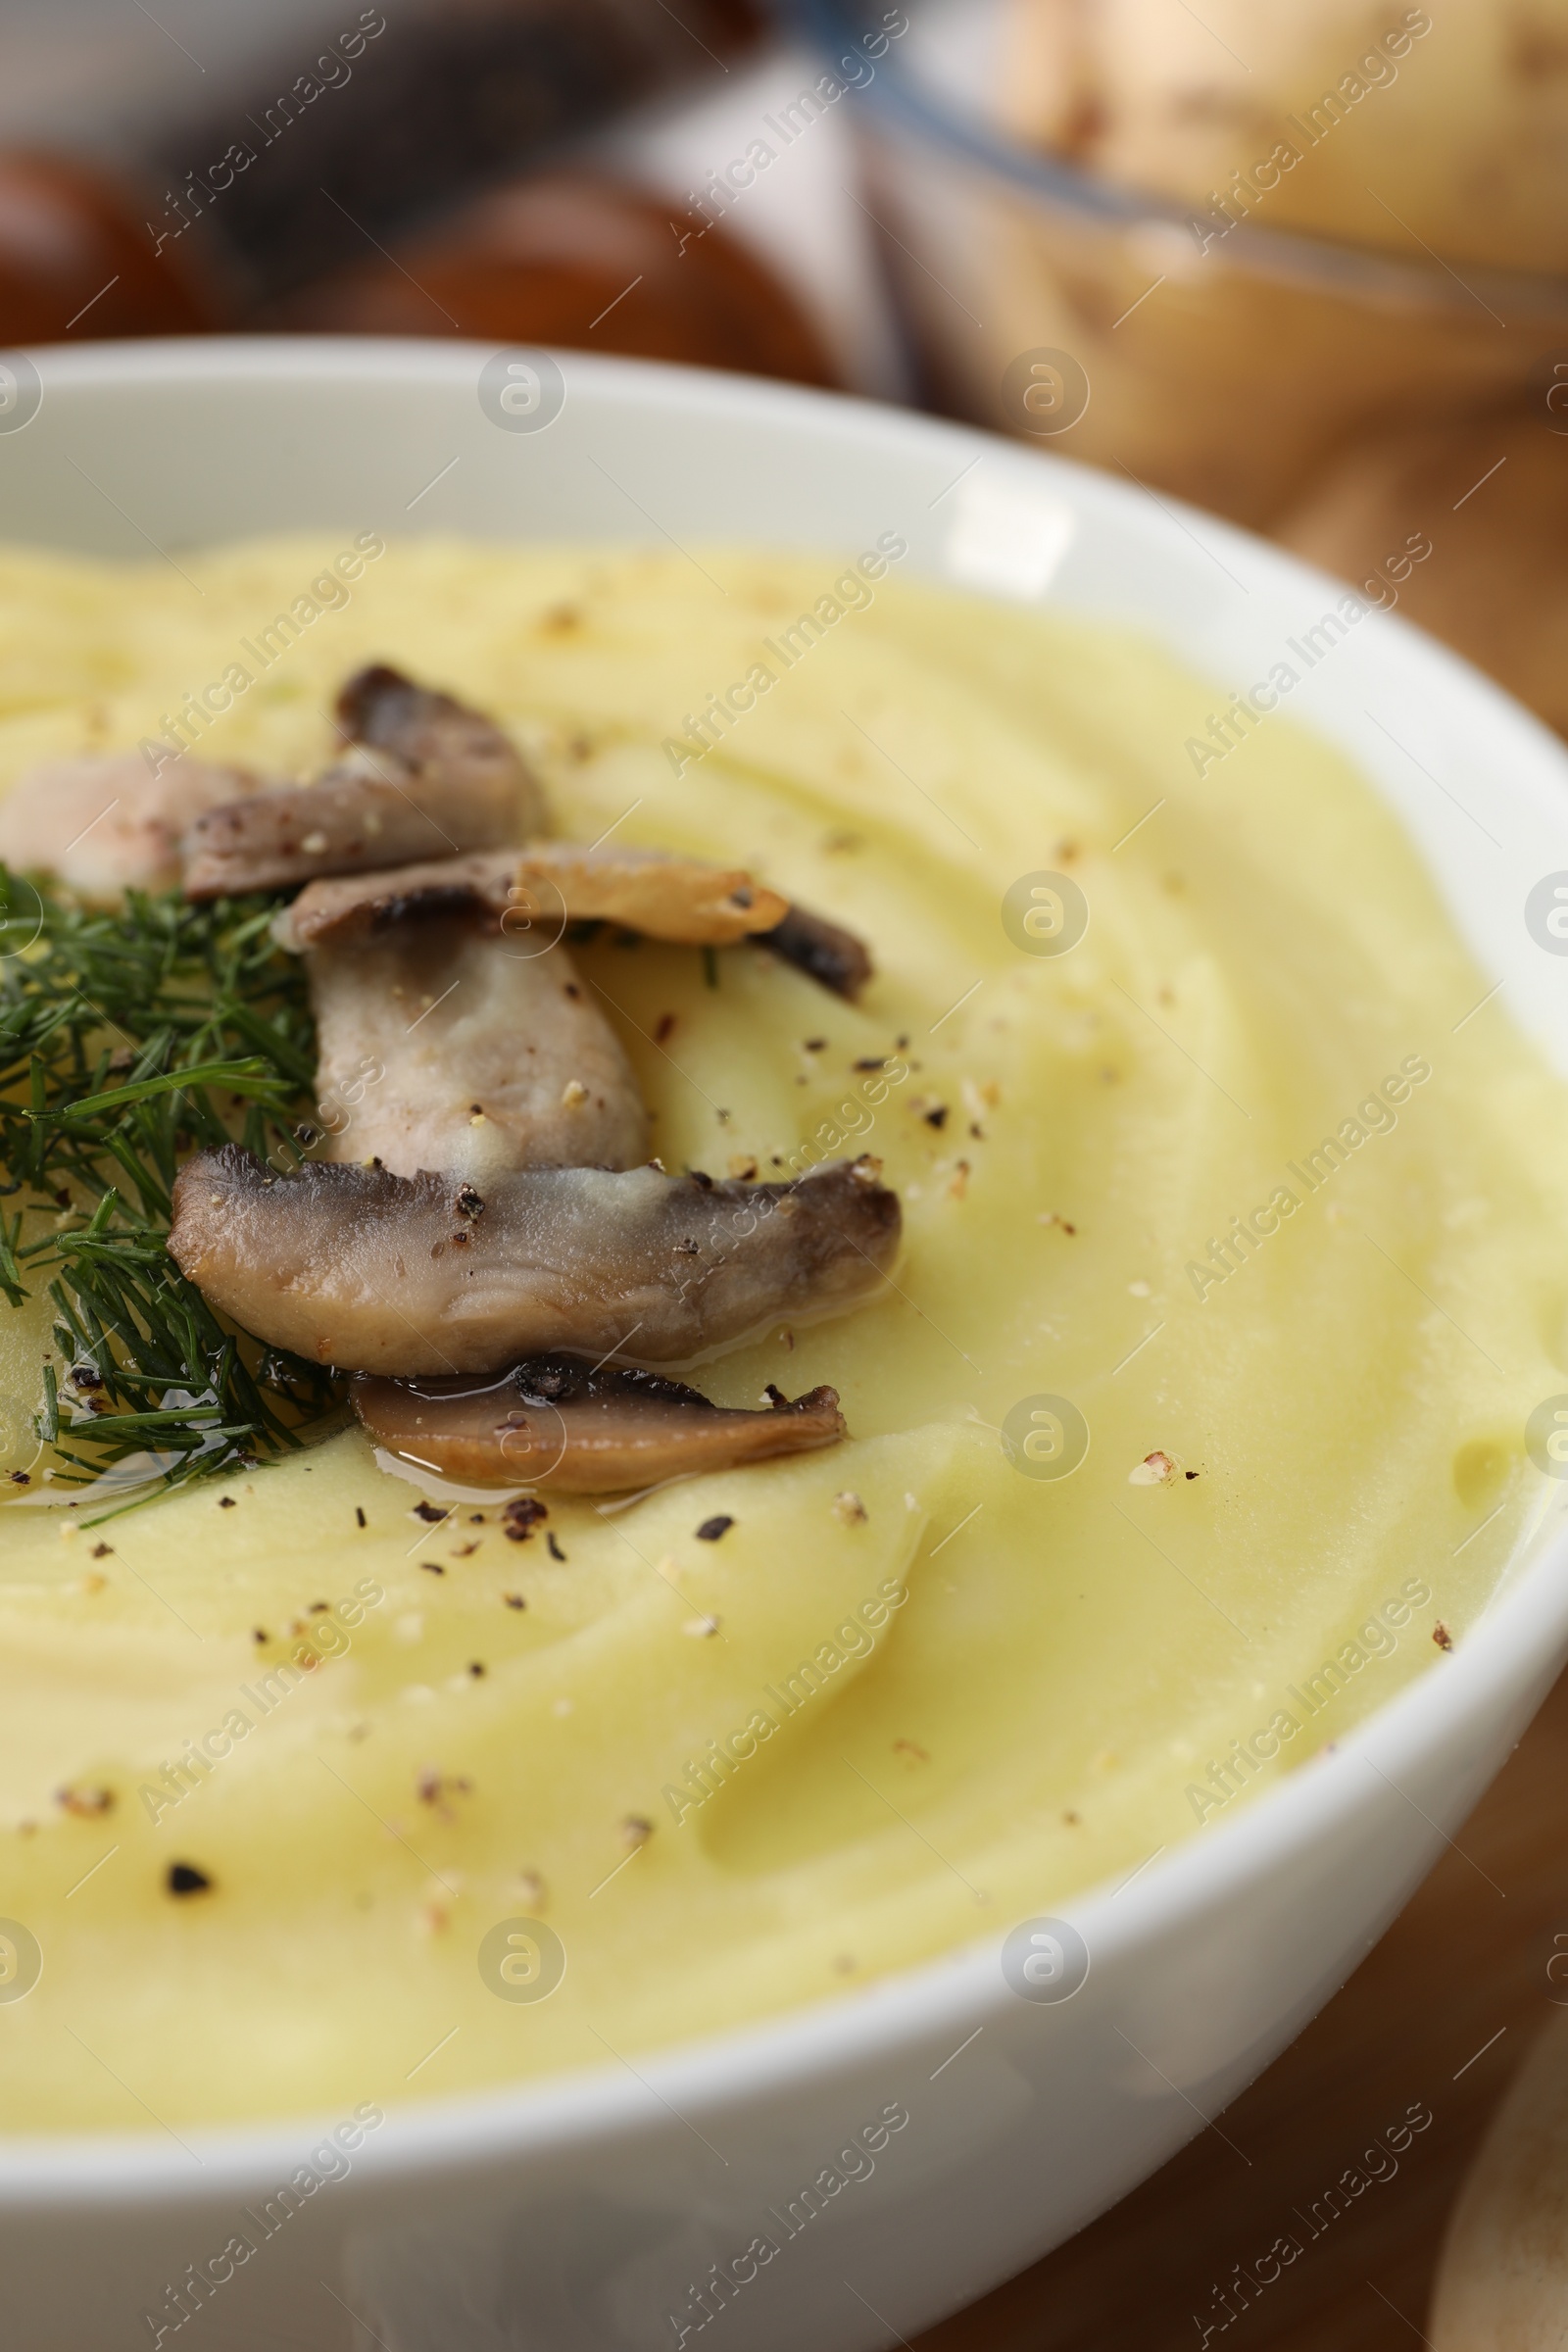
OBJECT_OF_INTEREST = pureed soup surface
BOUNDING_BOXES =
[0,534,1562,2131]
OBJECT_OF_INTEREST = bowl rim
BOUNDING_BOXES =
[2,333,1566,2201]
[788,0,1568,320]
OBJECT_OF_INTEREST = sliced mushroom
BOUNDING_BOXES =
[339,664,547,834]
[181,762,505,902]
[181,665,547,900]
[352,659,874,987]
[275,844,788,951]
[277,847,872,993]
[0,752,258,900]
[757,905,873,1001]
[272,851,511,951]
[273,850,844,1182]
[353,1356,847,1490]
[169,1146,901,1375]
[304,906,647,1181]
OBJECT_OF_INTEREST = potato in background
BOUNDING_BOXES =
[1002,0,1568,274]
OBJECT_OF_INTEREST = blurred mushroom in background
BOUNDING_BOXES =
[0,0,841,382]
[0,148,216,342]
[270,169,836,385]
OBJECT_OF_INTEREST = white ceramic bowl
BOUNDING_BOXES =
[3,340,1567,2352]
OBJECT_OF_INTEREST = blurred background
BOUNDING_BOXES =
[5,7,1568,2342]
[7,0,1568,745]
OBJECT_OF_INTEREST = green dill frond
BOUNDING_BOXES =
[0,865,345,1518]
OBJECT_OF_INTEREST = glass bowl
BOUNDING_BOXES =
[793,0,1568,528]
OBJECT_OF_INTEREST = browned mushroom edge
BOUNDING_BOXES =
[168,1146,902,1376]
[756,904,873,1001]
[353,1357,847,1490]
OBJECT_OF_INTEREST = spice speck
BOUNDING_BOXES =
[57,1785,113,1817]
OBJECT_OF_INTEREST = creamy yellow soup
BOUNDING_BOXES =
[0,534,1562,2132]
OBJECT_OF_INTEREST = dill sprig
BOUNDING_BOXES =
[0,864,344,1519]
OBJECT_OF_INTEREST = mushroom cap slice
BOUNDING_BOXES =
[0,753,258,900]
[339,664,549,837]
[169,1146,901,1375]
[337,665,545,833]
[353,1357,847,1491]
[275,844,789,951]
[181,665,547,900]
[181,763,517,901]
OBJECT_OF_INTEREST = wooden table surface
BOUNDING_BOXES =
[915,1665,1568,2351]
